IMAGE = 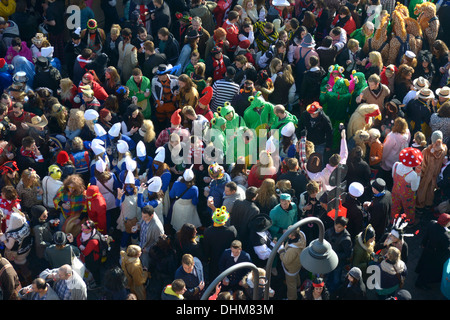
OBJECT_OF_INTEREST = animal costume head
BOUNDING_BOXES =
[217,102,235,120]
[347,103,381,138]
[326,64,345,91]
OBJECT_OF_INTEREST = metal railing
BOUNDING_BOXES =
[201,262,261,300]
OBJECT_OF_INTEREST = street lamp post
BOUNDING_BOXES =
[201,262,261,300]
[263,217,338,300]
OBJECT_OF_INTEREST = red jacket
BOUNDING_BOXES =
[332,15,356,36]
[222,19,239,51]
[85,185,107,234]
[77,80,109,102]
[76,232,100,263]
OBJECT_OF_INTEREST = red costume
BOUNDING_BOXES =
[196,86,214,121]
[85,185,107,234]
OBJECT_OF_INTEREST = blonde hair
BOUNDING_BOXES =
[347,38,359,51]
[67,109,85,131]
[59,78,74,101]
[110,24,121,37]
[269,58,282,76]
[369,51,383,70]
[413,131,427,147]
[141,119,156,143]
[182,105,196,118]
[71,136,84,150]
[125,244,142,258]
[21,169,41,188]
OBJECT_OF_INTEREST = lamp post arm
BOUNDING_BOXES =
[200,262,261,300]
[264,217,325,300]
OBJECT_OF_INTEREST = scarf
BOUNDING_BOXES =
[335,15,350,28]
[212,57,226,81]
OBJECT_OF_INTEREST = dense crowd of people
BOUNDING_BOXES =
[0,0,449,301]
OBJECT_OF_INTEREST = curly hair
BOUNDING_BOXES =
[62,174,86,196]
[141,119,156,143]
[67,108,85,131]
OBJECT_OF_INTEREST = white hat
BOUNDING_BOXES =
[84,109,99,121]
[117,140,129,154]
[349,182,364,197]
[91,141,106,155]
[136,141,146,158]
[272,0,291,6]
[281,122,295,137]
[108,122,121,137]
[266,136,277,153]
[124,170,135,185]
[183,165,195,182]
[147,176,162,193]
[94,123,107,137]
[154,146,165,163]
[41,46,54,58]
[436,86,450,99]
[95,158,107,173]
[125,156,137,171]
[405,50,416,59]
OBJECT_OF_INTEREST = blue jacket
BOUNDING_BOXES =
[174,257,204,299]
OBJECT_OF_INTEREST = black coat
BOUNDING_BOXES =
[299,67,326,105]
[32,67,61,94]
[229,199,260,244]
[367,191,392,242]
[277,171,308,200]
[332,278,367,300]
[343,194,365,242]
[324,225,353,267]
[150,2,172,40]
[142,52,168,80]
[415,220,450,283]
[202,225,238,280]
[297,110,333,149]
[158,34,180,66]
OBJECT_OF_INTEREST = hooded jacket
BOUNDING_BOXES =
[85,185,107,234]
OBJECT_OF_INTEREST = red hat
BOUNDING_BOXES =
[0,58,6,69]
[399,147,423,167]
[171,109,182,126]
[56,151,70,166]
[238,40,251,49]
[306,101,322,114]
[0,161,18,175]
[99,108,111,119]
[199,86,213,106]
[83,73,94,82]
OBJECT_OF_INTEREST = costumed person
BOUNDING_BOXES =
[116,170,141,251]
[169,165,201,233]
[195,86,214,121]
[151,64,180,127]
[390,147,423,226]
[42,164,64,219]
[134,140,153,185]
[85,184,107,235]
[416,131,447,211]
[137,176,165,225]
[53,174,87,238]
[0,185,21,233]
[217,101,246,135]
[243,91,277,138]
[374,213,413,264]
[80,19,106,55]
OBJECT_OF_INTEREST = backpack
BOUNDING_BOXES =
[70,151,90,174]
[90,231,112,264]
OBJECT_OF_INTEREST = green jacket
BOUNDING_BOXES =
[271,111,298,132]
[126,76,152,118]
[351,233,374,281]
[243,92,277,135]
[269,203,298,240]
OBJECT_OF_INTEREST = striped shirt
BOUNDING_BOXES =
[210,78,240,112]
